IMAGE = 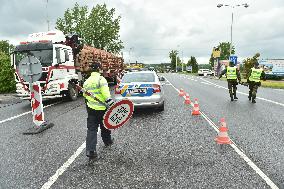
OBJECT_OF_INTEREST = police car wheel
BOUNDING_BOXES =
[157,101,164,111]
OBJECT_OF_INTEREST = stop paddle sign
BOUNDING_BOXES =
[103,99,134,130]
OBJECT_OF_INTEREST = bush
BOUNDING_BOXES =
[0,52,16,93]
[265,74,283,80]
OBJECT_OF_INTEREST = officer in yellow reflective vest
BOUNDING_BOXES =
[219,61,241,101]
[247,62,266,103]
[83,62,114,161]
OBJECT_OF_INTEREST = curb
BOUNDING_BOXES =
[0,94,22,104]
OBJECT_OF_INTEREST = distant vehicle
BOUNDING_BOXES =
[198,69,213,76]
[114,71,164,111]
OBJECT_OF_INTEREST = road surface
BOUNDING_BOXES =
[0,73,283,189]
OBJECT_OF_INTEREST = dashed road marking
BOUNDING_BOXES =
[165,77,279,189]
[201,81,212,85]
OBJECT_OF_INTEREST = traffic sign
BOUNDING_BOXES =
[18,55,42,83]
[213,50,221,58]
[229,56,238,65]
[103,99,134,130]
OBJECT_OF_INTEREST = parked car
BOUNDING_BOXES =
[198,69,213,76]
[114,71,165,111]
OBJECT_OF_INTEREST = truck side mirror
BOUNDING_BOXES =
[55,48,61,64]
[64,50,69,61]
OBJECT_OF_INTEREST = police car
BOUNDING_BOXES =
[114,71,165,111]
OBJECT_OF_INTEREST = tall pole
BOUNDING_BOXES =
[175,53,177,73]
[230,11,234,57]
[182,50,184,72]
[46,0,50,31]
[128,47,134,66]
[176,45,180,72]
[217,3,249,58]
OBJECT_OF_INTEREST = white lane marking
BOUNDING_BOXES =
[41,142,86,189]
[41,126,102,189]
[201,81,212,85]
[165,77,279,189]
[200,78,284,107]
[0,102,60,124]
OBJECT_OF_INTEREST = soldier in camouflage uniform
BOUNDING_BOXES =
[247,62,266,103]
[219,61,241,101]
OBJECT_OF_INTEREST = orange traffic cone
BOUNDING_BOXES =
[179,88,185,97]
[192,98,201,115]
[215,118,232,144]
[184,93,191,105]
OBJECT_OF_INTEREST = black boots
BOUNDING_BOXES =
[87,151,98,161]
[230,94,234,101]
[234,94,238,100]
[252,98,256,103]
[105,138,114,147]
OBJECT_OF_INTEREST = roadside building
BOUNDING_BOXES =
[259,59,284,76]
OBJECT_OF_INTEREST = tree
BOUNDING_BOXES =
[169,50,181,71]
[0,52,16,93]
[243,53,260,79]
[187,56,198,73]
[0,40,15,93]
[209,42,235,67]
[0,40,14,55]
[56,3,123,54]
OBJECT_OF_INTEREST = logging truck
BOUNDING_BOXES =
[11,30,124,101]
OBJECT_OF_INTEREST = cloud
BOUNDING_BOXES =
[1,0,284,63]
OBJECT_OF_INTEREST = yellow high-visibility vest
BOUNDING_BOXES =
[249,68,262,82]
[226,67,237,80]
[83,72,111,110]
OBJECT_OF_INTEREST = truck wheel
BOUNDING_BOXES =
[65,83,78,101]
[113,78,118,85]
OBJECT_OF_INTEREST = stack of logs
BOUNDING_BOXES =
[75,45,124,73]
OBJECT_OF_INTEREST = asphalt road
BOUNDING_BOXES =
[0,73,283,189]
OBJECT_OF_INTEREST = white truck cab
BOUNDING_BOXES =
[12,30,80,100]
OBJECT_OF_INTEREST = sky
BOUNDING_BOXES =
[1,0,284,64]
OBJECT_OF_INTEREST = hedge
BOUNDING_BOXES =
[0,52,16,93]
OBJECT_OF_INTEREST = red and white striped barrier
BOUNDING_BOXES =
[31,82,44,127]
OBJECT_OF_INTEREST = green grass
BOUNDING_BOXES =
[260,81,284,89]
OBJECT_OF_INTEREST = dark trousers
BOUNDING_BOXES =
[86,107,111,152]
[248,81,260,100]
[227,80,238,97]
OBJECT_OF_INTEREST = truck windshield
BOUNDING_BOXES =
[15,49,53,67]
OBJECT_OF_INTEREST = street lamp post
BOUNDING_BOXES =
[217,3,249,56]
[128,47,133,66]
[182,50,184,72]
[176,45,180,73]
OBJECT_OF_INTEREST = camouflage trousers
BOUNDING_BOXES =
[227,80,238,97]
[248,81,261,99]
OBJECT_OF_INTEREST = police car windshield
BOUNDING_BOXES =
[122,72,155,83]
